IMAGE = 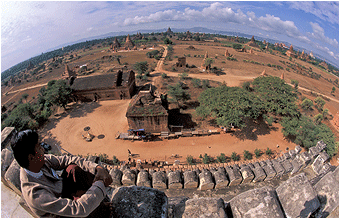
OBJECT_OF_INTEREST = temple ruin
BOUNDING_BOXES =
[246,35,259,48]
[126,89,168,133]
[201,51,210,71]
[225,49,231,57]
[70,69,136,102]
[61,64,77,79]
[110,37,121,51]
[286,45,296,58]
[124,34,135,50]
[176,57,186,67]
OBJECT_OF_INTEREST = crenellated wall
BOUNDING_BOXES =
[1,128,338,218]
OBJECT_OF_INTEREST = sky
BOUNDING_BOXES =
[1,1,339,72]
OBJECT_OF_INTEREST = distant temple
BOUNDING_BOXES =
[62,64,77,79]
[286,45,296,58]
[246,36,259,48]
[70,69,136,102]
[124,34,135,50]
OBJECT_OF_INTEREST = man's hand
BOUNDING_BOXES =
[94,166,112,187]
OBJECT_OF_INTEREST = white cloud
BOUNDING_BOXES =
[308,22,338,47]
[289,1,339,24]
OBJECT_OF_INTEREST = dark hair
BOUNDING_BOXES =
[11,129,39,168]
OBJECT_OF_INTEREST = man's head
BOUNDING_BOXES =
[11,129,45,171]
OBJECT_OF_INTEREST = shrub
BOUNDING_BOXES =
[216,153,226,163]
[186,155,194,165]
[231,152,240,161]
[202,153,213,164]
[254,148,262,158]
[179,72,189,80]
[243,150,252,160]
[202,80,210,89]
[161,73,168,78]
[265,147,273,156]
[192,78,202,88]
[112,156,119,165]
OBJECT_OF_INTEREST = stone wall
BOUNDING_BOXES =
[1,128,338,218]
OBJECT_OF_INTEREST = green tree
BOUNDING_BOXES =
[161,73,168,78]
[314,113,323,125]
[167,82,191,103]
[112,156,119,165]
[1,103,38,131]
[134,61,149,75]
[265,147,273,156]
[44,80,72,110]
[196,85,262,129]
[301,98,313,110]
[204,58,214,67]
[232,44,243,50]
[322,108,329,119]
[164,38,172,45]
[252,76,299,117]
[192,78,202,88]
[179,72,189,80]
[202,153,213,164]
[242,81,251,91]
[202,80,210,89]
[291,79,299,89]
[331,86,336,94]
[314,97,326,110]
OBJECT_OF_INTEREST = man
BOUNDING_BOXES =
[11,129,113,217]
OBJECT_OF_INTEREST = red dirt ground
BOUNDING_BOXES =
[39,100,297,164]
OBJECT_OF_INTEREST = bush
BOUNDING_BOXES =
[202,153,213,164]
[216,153,226,163]
[232,44,243,50]
[254,148,262,158]
[98,153,109,163]
[243,150,252,160]
[186,155,194,165]
[231,152,240,161]
[202,80,210,89]
[161,73,168,78]
[192,78,202,88]
[112,156,119,165]
[179,72,189,80]
[265,147,273,156]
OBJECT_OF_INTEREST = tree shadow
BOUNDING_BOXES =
[182,101,200,110]
[299,197,322,218]
[230,118,278,141]
[168,109,197,129]
[39,131,63,155]
[68,102,101,118]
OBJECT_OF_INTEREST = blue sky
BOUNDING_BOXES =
[1,1,339,71]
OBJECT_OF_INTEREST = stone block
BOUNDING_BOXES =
[111,186,167,218]
[249,163,266,182]
[229,186,284,218]
[271,159,285,176]
[109,168,123,186]
[152,171,167,189]
[316,140,327,152]
[283,152,291,160]
[295,145,302,154]
[312,152,330,175]
[280,159,293,173]
[1,127,16,150]
[225,166,242,186]
[290,158,303,175]
[87,155,99,163]
[168,170,183,189]
[313,171,339,218]
[136,170,151,187]
[1,148,14,179]
[288,149,297,159]
[260,161,276,181]
[276,173,320,218]
[182,198,226,218]
[4,159,22,196]
[198,169,214,190]
[213,167,230,188]
[167,197,189,218]
[240,165,254,183]
[297,151,312,168]
[333,165,339,184]
[183,170,198,189]
[122,169,136,186]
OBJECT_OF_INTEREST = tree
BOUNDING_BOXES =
[242,81,251,91]
[204,58,214,67]
[192,78,201,88]
[252,76,299,117]
[314,97,325,110]
[44,80,72,110]
[322,108,329,119]
[133,61,149,75]
[202,153,213,164]
[186,155,194,165]
[314,113,323,125]
[232,44,243,50]
[22,93,29,103]
[1,103,38,131]
[163,38,172,45]
[179,72,189,80]
[301,98,313,110]
[167,82,191,103]
[196,85,262,129]
[265,148,273,156]
[291,79,299,89]
[331,86,336,94]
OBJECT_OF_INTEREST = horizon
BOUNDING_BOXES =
[1,1,339,72]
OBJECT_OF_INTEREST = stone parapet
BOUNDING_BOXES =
[168,170,183,189]
[122,169,137,186]
[1,127,16,150]
[152,171,167,190]
[211,167,230,188]
[198,169,214,190]
[225,165,242,186]
[183,170,198,189]
[136,170,151,187]
[240,164,254,183]
[109,168,123,186]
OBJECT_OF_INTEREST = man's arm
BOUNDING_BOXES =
[23,180,106,217]
[46,154,98,174]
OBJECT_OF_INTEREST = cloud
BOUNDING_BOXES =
[289,1,339,24]
[308,22,338,47]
